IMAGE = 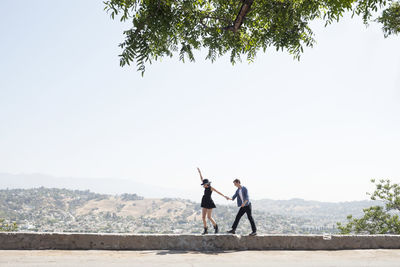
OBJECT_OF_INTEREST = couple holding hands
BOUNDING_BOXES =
[197,167,257,236]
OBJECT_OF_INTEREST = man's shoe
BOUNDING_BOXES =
[249,232,257,236]
[226,229,235,234]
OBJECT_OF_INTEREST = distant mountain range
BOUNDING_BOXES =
[0,172,191,200]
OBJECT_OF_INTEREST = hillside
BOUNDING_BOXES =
[0,188,375,234]
[252,198,380,226]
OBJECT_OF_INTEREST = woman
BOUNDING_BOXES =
[197,167,229,234]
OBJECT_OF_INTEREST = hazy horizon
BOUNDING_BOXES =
[0,172,376,204]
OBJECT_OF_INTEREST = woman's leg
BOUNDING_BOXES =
[202,208,207,228]
[206,209,217,227]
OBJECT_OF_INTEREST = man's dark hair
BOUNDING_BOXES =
[233,179,241,184]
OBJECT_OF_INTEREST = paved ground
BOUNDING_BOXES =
[1,250,400,267]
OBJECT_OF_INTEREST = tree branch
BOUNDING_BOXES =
[225,0,254,32]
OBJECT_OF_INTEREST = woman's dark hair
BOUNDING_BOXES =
[233,179,241,184]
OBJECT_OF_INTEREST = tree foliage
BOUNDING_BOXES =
[377,1,400,36]
[0,218,18,232]
[104,0,400,74]
[337,179,400,234]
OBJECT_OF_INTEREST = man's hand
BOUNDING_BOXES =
[225,196,230,200]
[241,203,245,207]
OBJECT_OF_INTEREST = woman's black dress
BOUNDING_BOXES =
[201,186,216,209]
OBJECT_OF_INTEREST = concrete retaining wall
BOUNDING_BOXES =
[1,233,400,250]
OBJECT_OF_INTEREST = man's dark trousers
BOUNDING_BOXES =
[231,203,257,232]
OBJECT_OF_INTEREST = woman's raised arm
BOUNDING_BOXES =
[197,167,204,182]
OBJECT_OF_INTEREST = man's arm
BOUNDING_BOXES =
[232,191,238,201]
[242,187,249,206]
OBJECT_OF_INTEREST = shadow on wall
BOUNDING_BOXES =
[154,250,237,256]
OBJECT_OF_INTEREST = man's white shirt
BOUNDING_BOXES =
[238,188,244,203]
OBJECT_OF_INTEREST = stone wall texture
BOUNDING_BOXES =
[1,233,400,250]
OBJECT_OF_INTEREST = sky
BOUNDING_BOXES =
[0,0,399,203]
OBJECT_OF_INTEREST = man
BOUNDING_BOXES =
[227,179,257,236]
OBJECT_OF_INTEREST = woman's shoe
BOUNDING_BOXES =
[202,227,208,235]
[214,224,219,234]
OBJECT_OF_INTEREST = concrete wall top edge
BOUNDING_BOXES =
[1,232,400,237]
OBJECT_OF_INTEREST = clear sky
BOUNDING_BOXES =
[0,0,399,202]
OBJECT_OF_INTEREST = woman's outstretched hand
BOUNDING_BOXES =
[225,196,231,200]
